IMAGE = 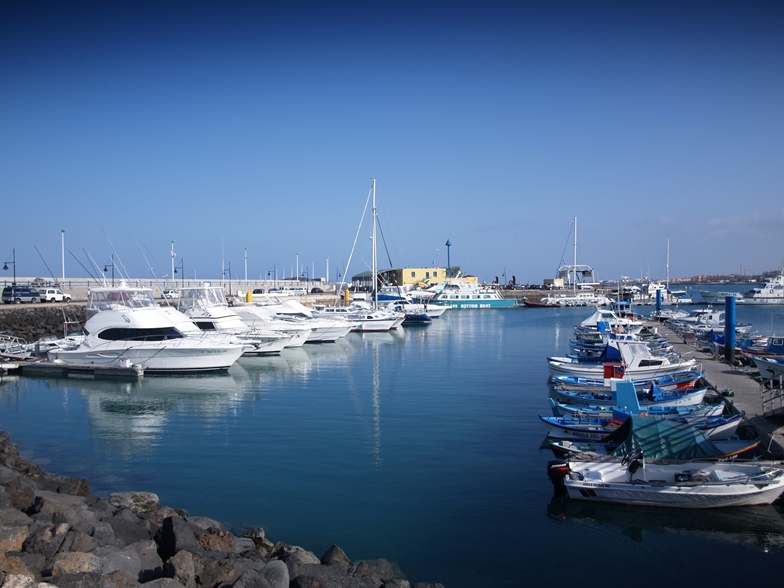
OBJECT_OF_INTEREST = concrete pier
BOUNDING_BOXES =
[650,318,784,458]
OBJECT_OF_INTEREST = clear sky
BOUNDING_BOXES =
[2,0,783,286]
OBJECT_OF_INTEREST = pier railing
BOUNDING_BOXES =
[760,375,784,418]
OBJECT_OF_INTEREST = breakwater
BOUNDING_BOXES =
[0,305,85,343]
[0,430,443,588]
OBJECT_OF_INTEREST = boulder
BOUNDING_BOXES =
[289,563,377,588]
[0,506,34,527]
[92,546,141,582]
[0,553,37,579]
[185,517,223,532]
[154,517,200,562]
[320,545,351,567]
[195,531,235,553]
[103,512,153,546]
[108,493,159,515]
[48,572,104,588]
[0,525,30,552]
[22,523,71,560]
[124,540,163,582]
[49,552,102,576]
[162,550,195,588]
[351,559,402,584]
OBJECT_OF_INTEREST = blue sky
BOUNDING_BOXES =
[2,0,783,285]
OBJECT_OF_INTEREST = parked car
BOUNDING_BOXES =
[2,286,42,304]
[310,287,324,294]
[41,288,72,302]
[161,289,180,299]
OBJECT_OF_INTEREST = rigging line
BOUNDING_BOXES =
[99,223,130,282]
[376,216,394,269]
[68,250,101,284]
[332,183,373,304]
[81,249,109,286]
[557,220,574,275]
[33,245,58,283]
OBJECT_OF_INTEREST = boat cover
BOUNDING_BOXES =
[606,416,729,460]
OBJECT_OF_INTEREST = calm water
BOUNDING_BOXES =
[2,298,784,587]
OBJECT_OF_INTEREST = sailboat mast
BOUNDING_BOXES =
[573,216,577,294]
[666,237,670,291]
[372,178,377,309]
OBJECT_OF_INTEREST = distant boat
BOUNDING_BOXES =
[698,289,744,304]
[428,280,517,309]
[737,271,784,304]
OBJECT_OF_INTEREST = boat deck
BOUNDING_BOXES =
[650,318,784,458]
[1,360,144,379]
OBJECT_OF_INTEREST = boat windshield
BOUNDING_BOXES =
[178,287,228,313]
[87,288,159,319]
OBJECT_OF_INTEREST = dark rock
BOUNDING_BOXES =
[103,569,142,588]
[320,545,352,567]
[104,511,153,546]
[4,551,45,579]
[383,581,411,588]
[352,559,402,584]
[290,563,378,588]
[93,546,142,582]
[411,584,446,588]
[139,579,186,588]
[0,525,29,552]
[57,530,100,555]
[22,522,70,560]
[0,552,37,579]
[125,540,163,582]
[193,554,236,588]
[186,517,223,532]
[49,572,105,588]
[155,516,200,562]
[50,552,103,575]
[0,506,34,527]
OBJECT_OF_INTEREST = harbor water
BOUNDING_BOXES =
[2,292,784,587]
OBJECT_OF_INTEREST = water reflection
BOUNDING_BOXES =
[547,496,784,551]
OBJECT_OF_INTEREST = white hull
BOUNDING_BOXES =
[548,358,697,380]
[561,459,784,508]
[49,338,244,373]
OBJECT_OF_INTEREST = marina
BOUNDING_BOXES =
[2,295,784,587]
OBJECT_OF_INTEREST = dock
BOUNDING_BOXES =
[650,318,784,458]
[1,360,144,379]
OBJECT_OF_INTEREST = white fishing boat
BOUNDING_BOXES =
[548,341,697,379]
[428,280,516,309]
[48,284,244,373]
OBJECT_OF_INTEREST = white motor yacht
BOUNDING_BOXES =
[48,284,244,373]
[176,286,292,355]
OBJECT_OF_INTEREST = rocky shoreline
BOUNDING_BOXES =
[0,431,444,588]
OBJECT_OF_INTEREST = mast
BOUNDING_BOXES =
[572,216,577,294]
[372,178,377,310]
[666,237,670,292]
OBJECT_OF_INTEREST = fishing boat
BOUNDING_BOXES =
[550,368,704,393]
[546,416,782,508]
[548,341,697,379]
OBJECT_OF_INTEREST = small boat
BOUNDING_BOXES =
[550,368,704,393]
[553,383,707,408]
[540,410,743,442]
[522,299,561,308]
[749,355,784,381]
[547,455,784,508]
[546,415,781,508]
[698,289,744,304]
[548,341,697,379]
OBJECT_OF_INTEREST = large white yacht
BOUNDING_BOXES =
[48,284,244,373]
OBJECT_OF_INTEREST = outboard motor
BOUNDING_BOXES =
[548,460,571,497]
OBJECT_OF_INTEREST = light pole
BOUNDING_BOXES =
[3,249,16,285]
[61,229,66,283]
[170,241,175,285]
[296,253,299,285]
[244,248,248,283]
[103,255,115,287]
[174,258,184,287]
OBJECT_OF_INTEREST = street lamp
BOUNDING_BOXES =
[170,241,176,284]
[103,255,115,286]
[3,249,16,285]
[61,229,66,283]
[174,258,184,287]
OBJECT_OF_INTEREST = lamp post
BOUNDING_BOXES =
[3,249,16,285]
[244,248,248,283]
[103,255,115,286]
[170,241,175,285]
[61,229,66,283]
[174,258,184,287]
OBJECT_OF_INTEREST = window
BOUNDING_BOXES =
[433,271,438,278]
[426,272,430,279]
[411,271,416,278]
